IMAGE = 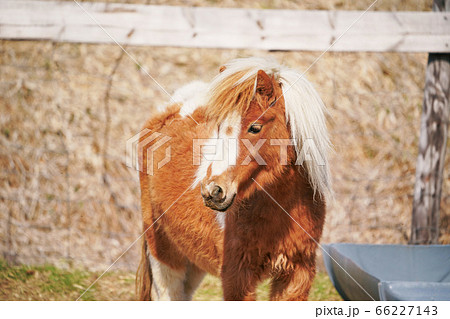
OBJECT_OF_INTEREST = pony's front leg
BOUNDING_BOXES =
[221,258,261,301]
[269,264,315,301]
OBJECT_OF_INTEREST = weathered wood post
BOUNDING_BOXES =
[410,0,450,245]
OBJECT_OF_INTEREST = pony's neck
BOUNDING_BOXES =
[238,165,318,217]
[269,165,315,202]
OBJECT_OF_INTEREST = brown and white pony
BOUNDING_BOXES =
[136,57,331,301]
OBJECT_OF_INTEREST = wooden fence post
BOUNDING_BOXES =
[410,0,450,245]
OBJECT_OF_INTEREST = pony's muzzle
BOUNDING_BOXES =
[201,182,235,212]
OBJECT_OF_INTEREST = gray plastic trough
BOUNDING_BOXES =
[322,244,450,301]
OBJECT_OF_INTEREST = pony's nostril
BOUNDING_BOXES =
[211,185,223,198]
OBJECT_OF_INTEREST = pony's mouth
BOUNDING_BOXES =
[203,193,236,212]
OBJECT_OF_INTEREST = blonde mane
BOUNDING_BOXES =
[206,57,332,198]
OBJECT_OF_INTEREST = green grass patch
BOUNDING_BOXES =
[309,272,342,301]
[194,272,341,301]
[0,259,340,301]
[0,259,95,300]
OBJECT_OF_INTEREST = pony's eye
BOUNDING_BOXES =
[248,124,262,134]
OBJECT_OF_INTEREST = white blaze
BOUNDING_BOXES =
[193,113,241,187]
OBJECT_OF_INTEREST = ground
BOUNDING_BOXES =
[0,259,341,301]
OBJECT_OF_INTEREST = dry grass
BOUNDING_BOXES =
[0,0,448,279]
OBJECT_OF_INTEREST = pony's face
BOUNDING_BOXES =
[199,70,292,211]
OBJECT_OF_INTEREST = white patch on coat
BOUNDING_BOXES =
[215,212,226,230]
[148,252,186,300]
[156,81,208,116]
[147,251,205,300]
[193,113,241,187]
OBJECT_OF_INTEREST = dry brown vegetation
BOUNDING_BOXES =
[0,0,448,282]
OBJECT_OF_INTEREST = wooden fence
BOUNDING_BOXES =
[0,0,449,52]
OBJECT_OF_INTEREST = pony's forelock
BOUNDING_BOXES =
[206,57,332,199]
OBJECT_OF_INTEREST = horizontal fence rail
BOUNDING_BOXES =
[0,0,449,52]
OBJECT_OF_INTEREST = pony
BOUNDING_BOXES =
[136,57,331,301]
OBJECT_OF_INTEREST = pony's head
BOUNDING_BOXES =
[193,57,332,211]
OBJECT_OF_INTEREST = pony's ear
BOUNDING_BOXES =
[256,70,274,97]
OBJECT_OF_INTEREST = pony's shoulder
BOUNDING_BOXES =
[142,103,181,134]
